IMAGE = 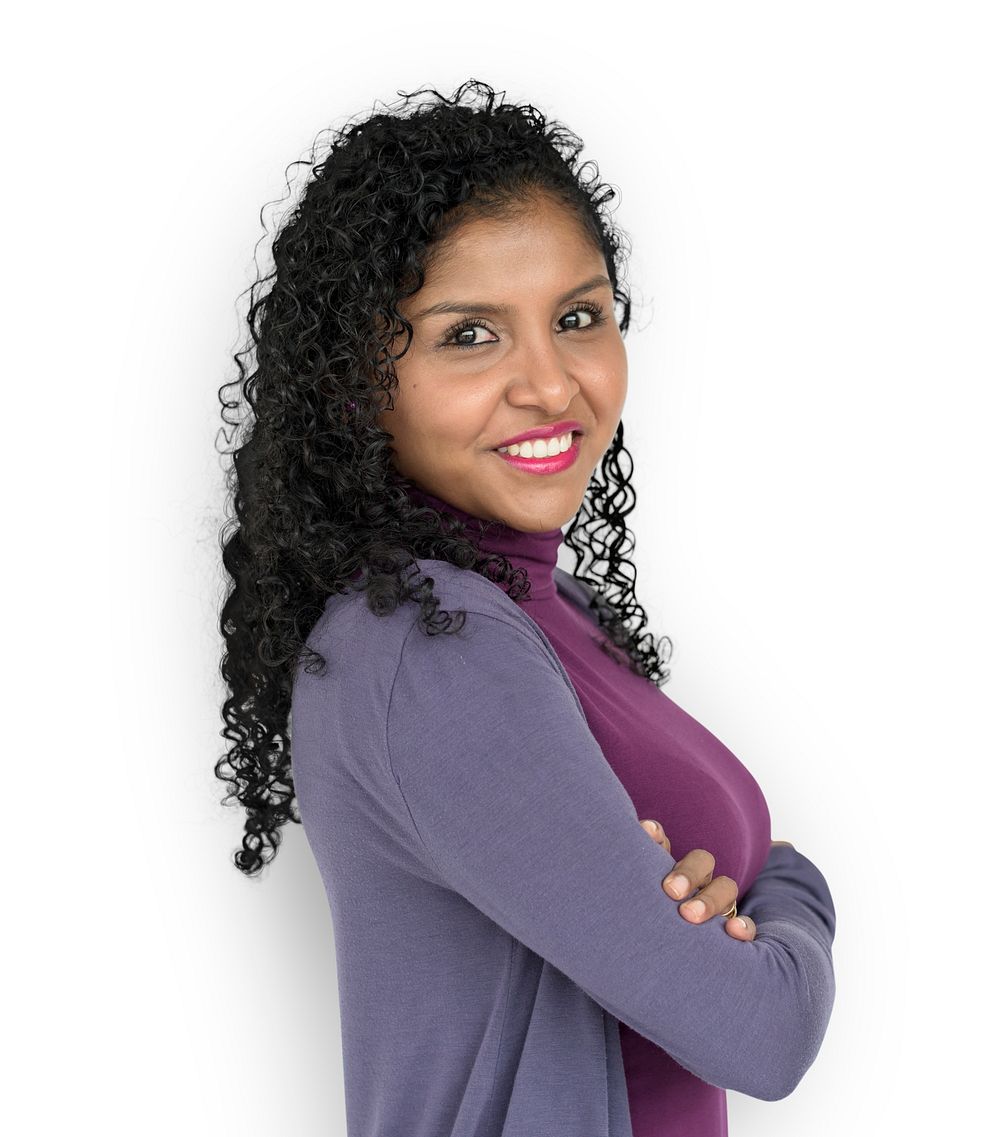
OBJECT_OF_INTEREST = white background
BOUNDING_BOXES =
[7,1,997,1132]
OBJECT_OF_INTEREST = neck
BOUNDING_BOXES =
[405,484,564,601]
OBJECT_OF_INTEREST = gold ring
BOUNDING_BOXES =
[723,902,738,919]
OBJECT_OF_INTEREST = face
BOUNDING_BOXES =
[376,193,628,532]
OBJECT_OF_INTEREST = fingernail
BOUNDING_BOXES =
[684,899,706,919]
[664,874,689,898]
[642,821,656,835]
[737,917,748,929]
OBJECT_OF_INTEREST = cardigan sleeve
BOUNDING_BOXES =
[737,842,837,950]
[385,607,837,1102]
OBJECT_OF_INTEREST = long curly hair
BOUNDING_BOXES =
[215,78,673,877]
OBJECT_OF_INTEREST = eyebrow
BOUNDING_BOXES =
[413,274,613,320]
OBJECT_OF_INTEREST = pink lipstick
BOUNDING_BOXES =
[493,433,583,475]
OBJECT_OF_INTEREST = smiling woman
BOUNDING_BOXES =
[377,192,628,531]
[215,77,836,1137]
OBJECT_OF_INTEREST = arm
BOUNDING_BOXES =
[386,609,836,1101]
[739,843,837,950]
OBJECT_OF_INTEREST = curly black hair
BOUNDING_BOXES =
[215,78,673,877]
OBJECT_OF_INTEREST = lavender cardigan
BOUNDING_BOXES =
[291,523,836,1137]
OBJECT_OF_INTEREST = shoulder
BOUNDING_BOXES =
[387,562,585,732]
[296,559,581,738]
[395,557,561,667]
[293,559,565,756]
[303,557,555,666]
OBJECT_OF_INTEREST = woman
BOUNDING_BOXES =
[216,79,836,1137]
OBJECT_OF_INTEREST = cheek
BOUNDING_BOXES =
[396,402,473,457]
[616,363,629,411]
[593,342,628,408]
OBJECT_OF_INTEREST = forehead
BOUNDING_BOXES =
[420,197,602,290]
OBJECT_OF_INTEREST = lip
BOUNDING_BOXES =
[493,433,583,475]
[493,419,584,449]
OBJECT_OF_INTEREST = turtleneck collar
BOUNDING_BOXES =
[405,483,564,601]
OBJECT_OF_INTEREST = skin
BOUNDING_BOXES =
[639,825,796,942]
[377,190,790,943]
[377,191,626,533]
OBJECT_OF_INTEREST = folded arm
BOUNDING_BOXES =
[386,607,837,1101]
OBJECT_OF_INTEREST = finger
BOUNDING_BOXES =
[661,848,716,899]
[678,875,739,924]
[725,914,756,941]
[639,819,671,854]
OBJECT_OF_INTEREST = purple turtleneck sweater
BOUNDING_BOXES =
[290,486,837,1137]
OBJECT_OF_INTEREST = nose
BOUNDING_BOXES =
[504,330,579,412]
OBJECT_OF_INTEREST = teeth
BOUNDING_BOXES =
[498,431,574,458]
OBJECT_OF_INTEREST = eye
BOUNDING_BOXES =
[559,302,603,331]
[438,300,608,351]
[559,300,604,332]
[444,318,496,350]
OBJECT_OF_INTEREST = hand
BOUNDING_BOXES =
[640,819,757,941]
[771,839,794,847]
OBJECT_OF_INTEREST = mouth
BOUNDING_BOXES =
[491,430,584,474]
[492,429,583,458]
